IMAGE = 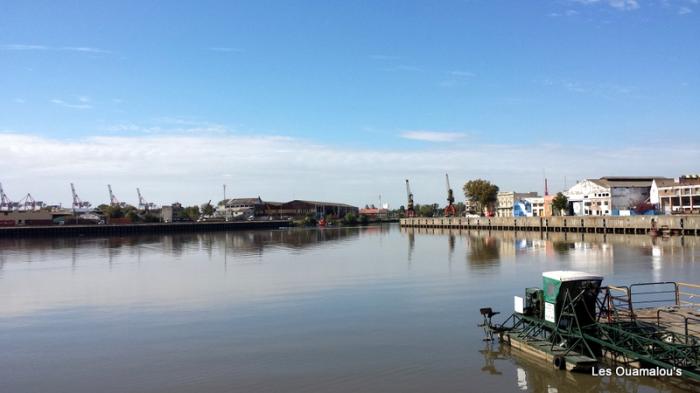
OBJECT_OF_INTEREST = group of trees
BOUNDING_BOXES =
[400,178,572,218]
[96,204,160,223]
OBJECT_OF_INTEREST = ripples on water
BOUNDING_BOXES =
[1,225,699,392]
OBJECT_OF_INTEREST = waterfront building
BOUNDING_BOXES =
[0,210,55,226]
[524,197,546,217]
[651,175,700,214]
[565,176,671,216]
[279,200,358,218]
[496,191,539,217]
[359,207,389,219]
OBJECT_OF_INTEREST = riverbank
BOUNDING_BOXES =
[0,220,291,238]
[400,215,700,236]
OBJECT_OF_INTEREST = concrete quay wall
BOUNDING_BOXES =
[400,216,700,236]
[0,220,291,238]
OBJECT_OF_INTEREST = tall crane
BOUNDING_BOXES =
[137,188,158,211]
[137,188,147,210]
[0,182,13,211]
[71,183,91,212]
[18,193,42,211]
[108,184,121,207]
[444,173,456,217]
[405,179,416,217]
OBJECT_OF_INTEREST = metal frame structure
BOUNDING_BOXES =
[487,281,700,381]
[405,179,415,218]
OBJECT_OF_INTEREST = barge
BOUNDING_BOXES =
[480,271,700,382]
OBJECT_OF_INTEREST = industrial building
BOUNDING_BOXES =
[496,191,539,217]
[651,175,700,214]
[277,200,358,218]
[565,176,671,216]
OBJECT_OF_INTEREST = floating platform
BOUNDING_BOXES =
[504,334,598,372]
[482,272,700,382]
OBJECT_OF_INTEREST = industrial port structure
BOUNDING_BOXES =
[400,216,700,236]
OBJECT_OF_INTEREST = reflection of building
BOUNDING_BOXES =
[565,176,671,216]
[497,192,539,217]
[651,175,700,214]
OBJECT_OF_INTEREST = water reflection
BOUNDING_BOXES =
[401,227,700,280]
[1,225,698,393]
[0,227,371,269]
[479,343,691,392]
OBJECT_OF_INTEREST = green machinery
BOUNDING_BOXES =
[481,271,700,381]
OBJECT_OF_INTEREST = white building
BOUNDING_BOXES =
[565,176,671,216]
[496,191,539,217]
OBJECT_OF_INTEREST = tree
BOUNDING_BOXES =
[179,205,200,221]
[463,179,499,216]
[126,210,140,223]
[552,192,568,216]
[342,213,358,225]
[201,202,215,216]
[418,204,435,217]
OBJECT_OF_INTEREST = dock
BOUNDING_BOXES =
[0,220,291,238]
[401,215,700,236]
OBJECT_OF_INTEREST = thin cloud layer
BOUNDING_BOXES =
[0,44,111,54]
[400,131,468,142]
[1,133,698,208]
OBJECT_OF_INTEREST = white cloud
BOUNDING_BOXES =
[0,44,110,53]
[50,98,92,109]
[678,6,693,14]
[13,98,26,104]
[449,70,475,77]
[571,0,639,10]
[400,131,468,142]
[0,133,698,208]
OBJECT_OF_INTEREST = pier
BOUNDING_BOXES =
[0,220,291,238]
[400,215,700,236]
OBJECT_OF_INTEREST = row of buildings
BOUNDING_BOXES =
[206,197,358,222]
[494,175,700,217]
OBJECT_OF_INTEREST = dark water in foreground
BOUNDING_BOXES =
[1,225,699,393]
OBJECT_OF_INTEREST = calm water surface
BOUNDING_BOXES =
[1,225,699,392]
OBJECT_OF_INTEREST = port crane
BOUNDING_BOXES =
[405,179,416,217]
[136,188,156,211]
[71,183,92,213]
[17,193,43,211]
[444,173,456,217]
[0,182,13,211]
[108,184,127,208]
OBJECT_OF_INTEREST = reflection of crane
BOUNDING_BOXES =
[405,179,416,217]
[444,173,456,217]
[71,183,91,212]
[0,182,13,211]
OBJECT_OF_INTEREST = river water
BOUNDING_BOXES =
[1,225,699,392]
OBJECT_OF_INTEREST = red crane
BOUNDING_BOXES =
[405,179,416,217]
[444,173,456,217]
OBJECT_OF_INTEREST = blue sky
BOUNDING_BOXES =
[1,1,699,207]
